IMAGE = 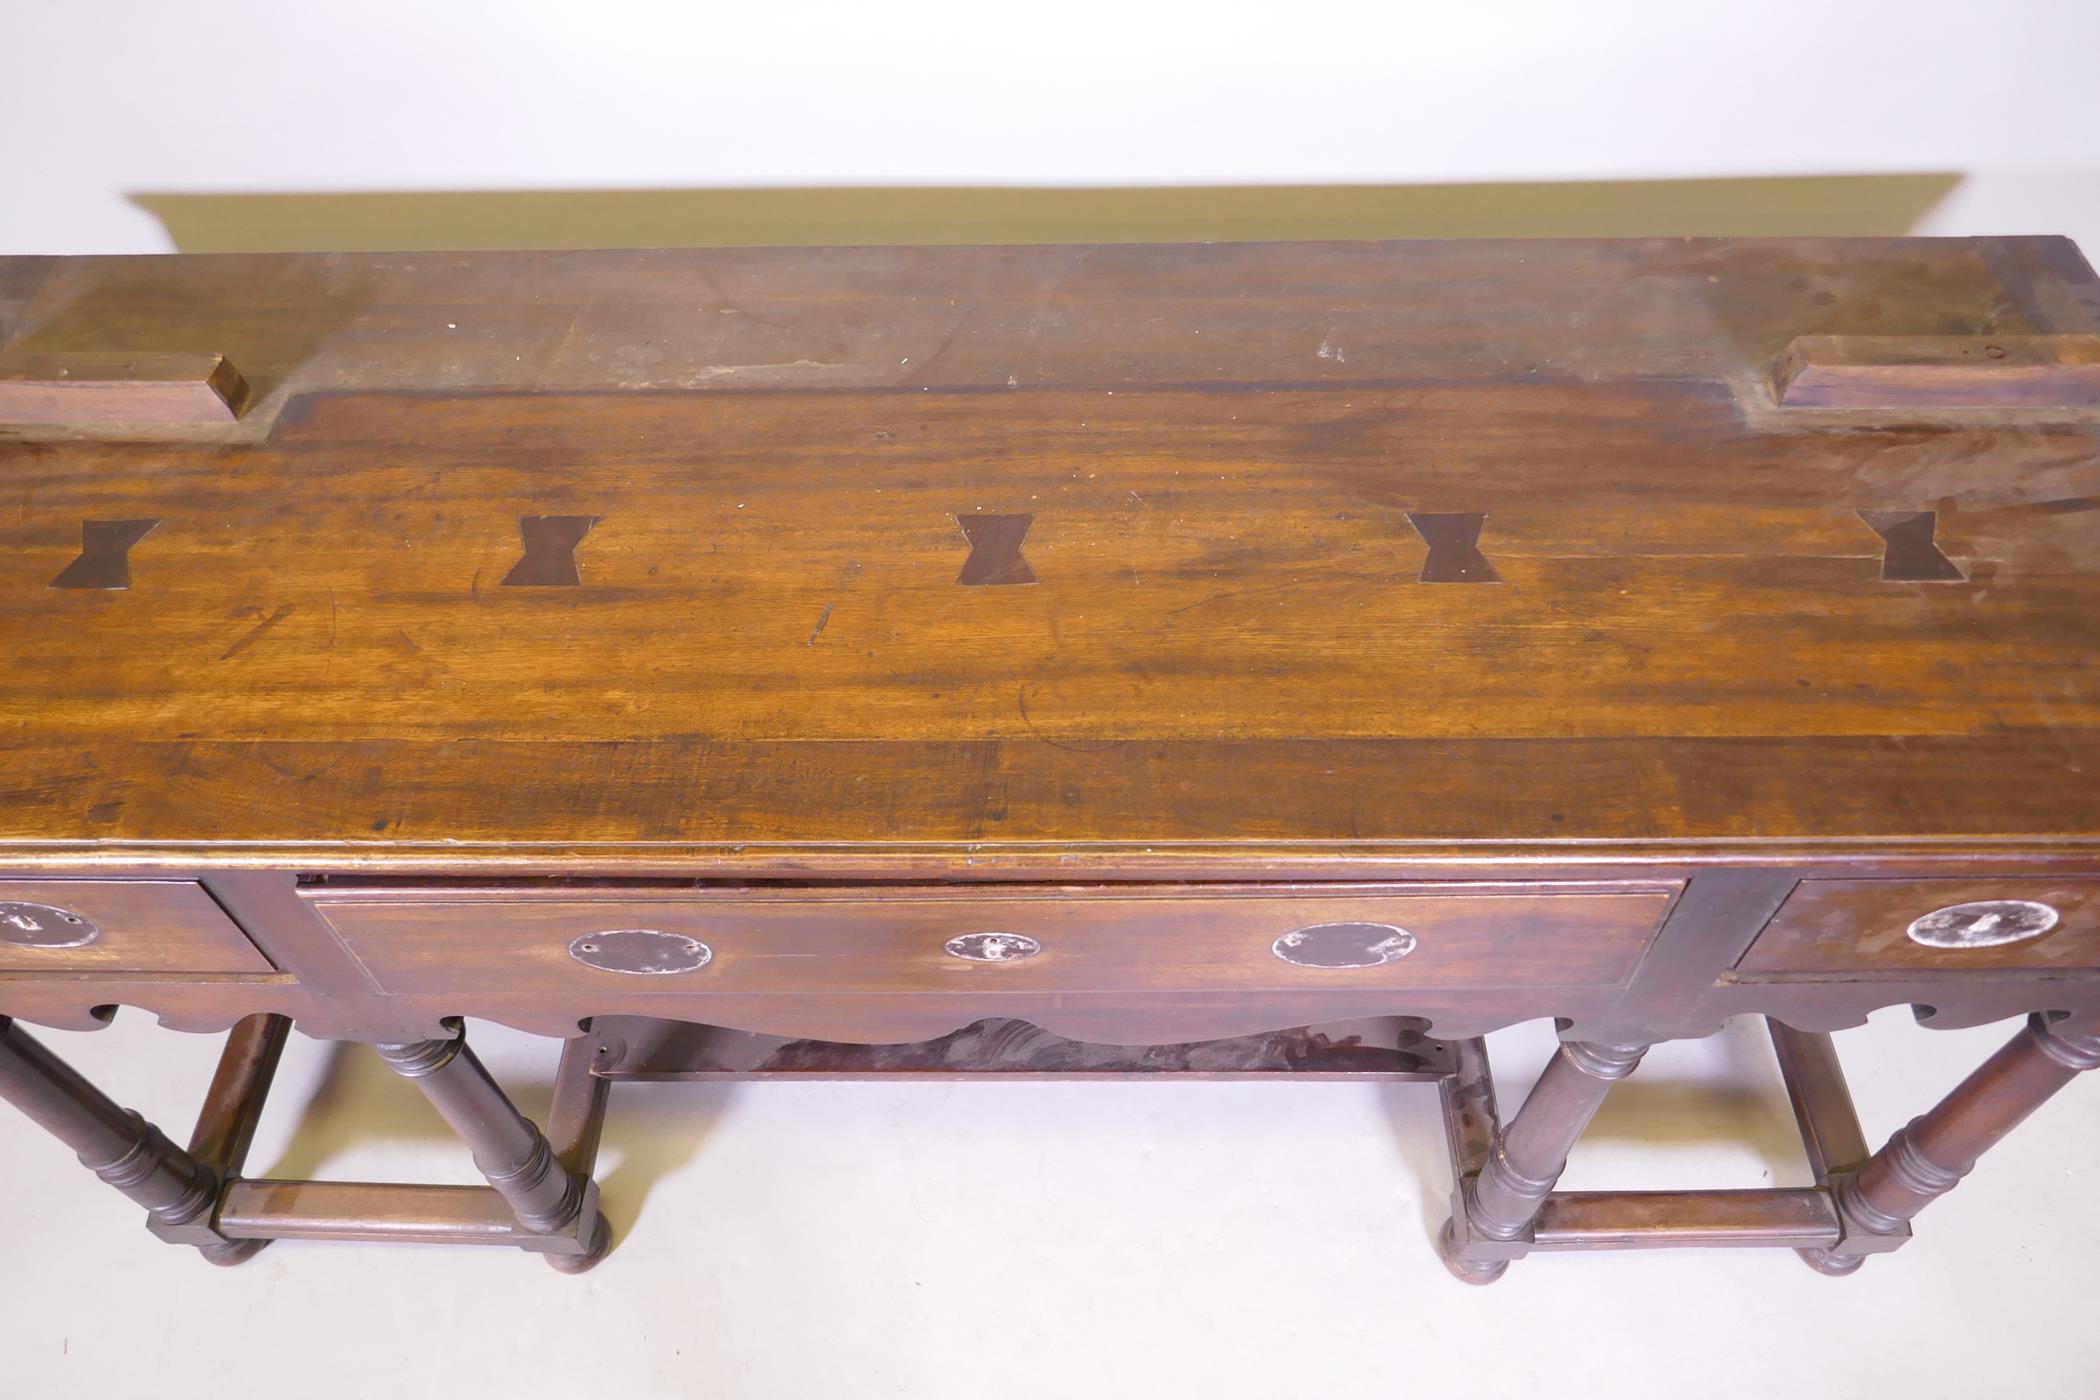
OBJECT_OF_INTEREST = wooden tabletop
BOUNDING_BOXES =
[3,239,2098,869]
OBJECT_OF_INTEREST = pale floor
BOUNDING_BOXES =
[3,1008,2096,1398]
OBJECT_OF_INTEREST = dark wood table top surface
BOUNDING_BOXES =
[3,238,2098,871]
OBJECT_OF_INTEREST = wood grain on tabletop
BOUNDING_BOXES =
[2,238,2098,862]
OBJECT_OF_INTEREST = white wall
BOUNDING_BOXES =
[4,0,2099,253]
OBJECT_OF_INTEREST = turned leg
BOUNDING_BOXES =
[1439,1036,1647,1283]
[0,1015,225,1255]
[1802,1013,2100,1274]
[373,1026,610,1271]
[178,1013,292,1265]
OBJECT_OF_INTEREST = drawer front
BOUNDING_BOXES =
[1736,878,2100,978]
[0,880,273,976]
[302,883,1676,997]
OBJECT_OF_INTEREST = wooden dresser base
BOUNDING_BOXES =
[0,1015,611,1271]
[4,1010,2092,1281]
[7,237,2100,1282]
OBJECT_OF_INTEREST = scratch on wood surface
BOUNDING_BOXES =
[690,360,838,380]
[908,309,973,382]
[1015,685,1118,755]
[542,296,597,384]
[218,605,294,661]
[807,602,835,645]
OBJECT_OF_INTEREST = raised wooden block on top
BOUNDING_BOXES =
[1775,334,2100,409]
[0,352,249,425]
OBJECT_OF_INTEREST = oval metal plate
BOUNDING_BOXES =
[0,902,100,949]
[567,928,713,976]
[1906,899,2060,950]
[1273,921,1418,969]
[943,932,1042,963]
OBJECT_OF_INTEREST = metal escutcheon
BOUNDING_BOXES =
[943,932,1042,963]
[1272,921,1418,969]
[567,928,713,975]
[0,902,100,949]
[1905,900,2060,950]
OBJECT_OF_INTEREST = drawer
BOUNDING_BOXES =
[0,879,273,976]
[301,882,1676,997]
[1735,878,2100,978]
